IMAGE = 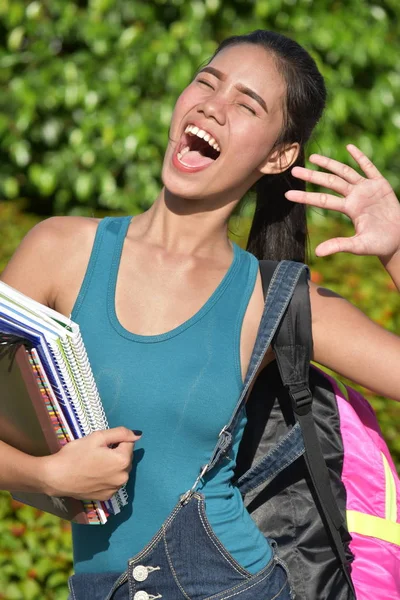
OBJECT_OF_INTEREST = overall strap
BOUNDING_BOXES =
[180,260,309,505]
[261,264,356,598]
[236,421,304,496]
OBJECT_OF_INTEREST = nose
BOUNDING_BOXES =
[196,96,226,126]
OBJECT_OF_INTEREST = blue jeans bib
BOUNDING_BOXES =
[68,493,293,600]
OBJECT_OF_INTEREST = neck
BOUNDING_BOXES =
[132,187,239,257]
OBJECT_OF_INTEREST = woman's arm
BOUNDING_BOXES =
[380,249,400,291]
[0,216,141,500]
[0,429,141,501]
[0,440,50,493]
[284,144,400,400]
[309,281,400,401]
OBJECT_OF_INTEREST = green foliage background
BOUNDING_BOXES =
[0,0,400,598]
[1,0,400,214]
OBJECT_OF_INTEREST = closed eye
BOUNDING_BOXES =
[196,78,214,89]
[239,104,257,116]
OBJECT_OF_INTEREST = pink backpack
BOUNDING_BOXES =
[324,368,400,598]
[235,260,400,599]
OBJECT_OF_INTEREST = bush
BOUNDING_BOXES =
[0,495,72,600]
[1,0,399,215]
[0,201,41,273]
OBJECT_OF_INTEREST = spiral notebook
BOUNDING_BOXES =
[0,281,128,524]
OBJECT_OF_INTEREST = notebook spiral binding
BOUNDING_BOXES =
[69,332,108,431]
[53,337,128,513]
[62,337,102,433]
[48,343,92,436]
[62,341,92,417]
[118,485,129,505]
[67,333,128,510]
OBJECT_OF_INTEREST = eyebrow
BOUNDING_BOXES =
[198,66,269,114]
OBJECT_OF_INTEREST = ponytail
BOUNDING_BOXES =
[246,148,309,263]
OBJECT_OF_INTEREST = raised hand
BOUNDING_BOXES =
[285,144,400,260]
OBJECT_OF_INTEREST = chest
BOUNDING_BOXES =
[57,226,274,384]
[83,323,244,444]
[114,242,233,337]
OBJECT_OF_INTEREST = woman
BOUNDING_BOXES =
[1,30,400,600]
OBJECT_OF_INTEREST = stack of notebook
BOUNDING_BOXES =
[0,281,128,524]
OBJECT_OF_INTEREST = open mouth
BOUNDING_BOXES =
[175,124,221,170]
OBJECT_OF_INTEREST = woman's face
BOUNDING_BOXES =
[161,43,288,203]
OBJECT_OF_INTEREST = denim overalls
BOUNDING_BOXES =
[68,261,307,600]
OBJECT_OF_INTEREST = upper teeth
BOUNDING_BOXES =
[184,124,221,153]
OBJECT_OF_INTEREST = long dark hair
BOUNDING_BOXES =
[212,31,326,262]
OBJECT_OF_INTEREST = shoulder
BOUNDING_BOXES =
[0,216,100,308]
[307,278,400,399]
[29,215,100,246]
[4,215,100,256]
[308,278,377,359]
[236,244,259,268]
[308,280,358,345]
[308,280,346,320]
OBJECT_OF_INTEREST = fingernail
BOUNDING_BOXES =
[132,430,143,436]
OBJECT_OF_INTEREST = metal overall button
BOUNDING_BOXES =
[132,565,148,582]
[133,592,149,600]
[131,565,161,582]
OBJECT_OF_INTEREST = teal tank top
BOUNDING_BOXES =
[71,217,272,574]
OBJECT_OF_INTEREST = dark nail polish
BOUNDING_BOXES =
[132,429,143,436]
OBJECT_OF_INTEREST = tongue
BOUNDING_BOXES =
[180,150,214,168]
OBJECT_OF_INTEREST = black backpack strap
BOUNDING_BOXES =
[259,260,356,598]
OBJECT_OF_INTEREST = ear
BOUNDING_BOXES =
[258,142,300,176]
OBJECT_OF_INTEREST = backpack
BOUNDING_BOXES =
[235,260,400,600]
